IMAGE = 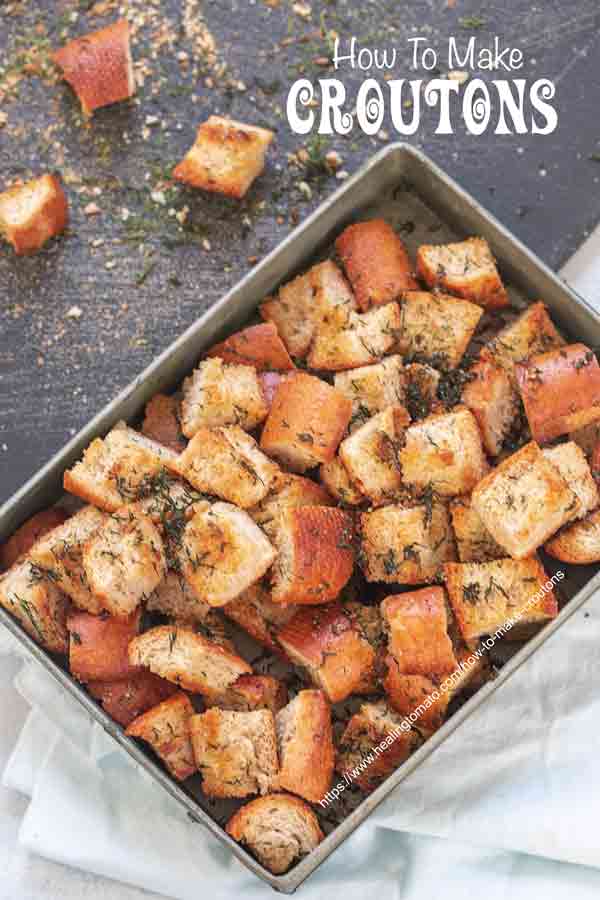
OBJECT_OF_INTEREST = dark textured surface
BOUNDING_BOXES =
[1,0,600,505]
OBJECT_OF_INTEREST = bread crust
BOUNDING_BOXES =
[206,322,295,371]
[142,394,186,453]
[545,508,600,564]
[381,587,457,677]
[87,671,177,728]
[276,690,334,803]
[250,470,333,538]
[450,495,504,563]
[416,237,508,310]
[0,174,68,255]
[461,358,518,456]
[126,693,196,781]
[223,582,297,655]
[0,507,69,571]
[339,405,410,505]
[67,609,141,683]
[397,291,483,369]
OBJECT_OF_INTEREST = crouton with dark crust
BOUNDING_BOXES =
[381,587,457,677]
[461,358,518,456]
[142,394,186,453]
[87,671,176,728]
[206,322,295,371]
[382,660,449,735]
[276,690,334,803]
[126,693,196,781]
[207,674,288,716]
[0,174,68,255]
[67,609,141,683]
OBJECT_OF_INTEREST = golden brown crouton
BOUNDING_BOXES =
[461,358,518,456]
[223,582,297,655]
[141,394,186,453]
[543,442,598,520]
[450,496,504,563]
[250,470,333,538]
[485,301,564,374]
[307,302,402,371]
[180,357,268,436]
[126,693,196,781]
[206,322,295,371]
[173,116,273,199]
[416,237,508,310]
[0,558,69,653]
[399,406,489,498]
[319,456,365,506]
[276,690,334,803]
[0,507,69,572]
[545,509,600,564]
[382,660,449,736]
[335,219,419,310]
[67,609,141,683]
[471,442,579,559]
[339,405,410,506]
[226,793,323,875]
[333,356,406,432]
[397,291,483,369]
[87,671,176,728]
[207,674,288,716]
[190,707,279,798]
[0,174,68,256]
[381,587,457,677]
[53,19,135,116]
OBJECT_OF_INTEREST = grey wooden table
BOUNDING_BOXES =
[1,0,600,505]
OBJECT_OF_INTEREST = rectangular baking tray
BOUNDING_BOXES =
[2,143,600,894]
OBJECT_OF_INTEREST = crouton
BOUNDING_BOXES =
[0,507,69,571]
[382,660,449,735]
[336,701,419,792]
[0,558,69,653]
[339,405,410,505]
[260,372,352,472]
[141,394,186,453]
[177,503,276,607]
[207,674,288,715]
[416,237,509,310]
[471,442,579,559]
[173,116,273,199]
[404,362,442,420]
[128,625,252,699]
[276,604,376,703]
[206,322,295,371]
[570,421,600,459]
[276,690,334,803]
[381,587,457,677]
[190,707,279,798]
[0,174,68,255]
[359,503,456,584]
[344,601,386,693]
[486,301,564,374]
[250,470,333,538]
[543,442,598,520]
[460,358,518,456]
[67,609,140,683]
[180,357,268,437]
[172,426,278,508]
[319,456,365,506]
[82,507,165,617]
[397,291,483,369]
[333,356,406,432]
[126,693,196,781]
[545,509,600,564]
[335,219,419,310]
[307,302,402,371]
[63,422,178,513]
[87,671,176,728]
[226,793,323,875]
[516,344,600,445]
[450,496,504,563]
[224,582,297,654]
[146,571,228,633]
[270,506,354,606]
[444,557,558,642]
[400,406,489,498]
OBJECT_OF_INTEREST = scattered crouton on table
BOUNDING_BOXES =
[0,174,68,255]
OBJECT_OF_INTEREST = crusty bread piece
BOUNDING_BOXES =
[543,442,598,520]
[416,237,508,310]
[485,301,564,375]
[276,690,334,803]
[0,507,69,571]
[179,357,268,437]
[382,661,449,736]
[335,219,419,310]
[0,558,69,653]
[381,587,457,677]
[126,693,196,781]
[172,425,278,508]
[177,502,276,607]
[400,406,489,499]
[223,582,297,654]
[190,707,279,798]
[396,291,483,369]
[206,674,288,715]
[226,793,323,875]
[545,509,600,564]
[472,441,579,559]
[333,355,406,432]
[276,604,376,703]
[82,507,166,618]
[307,302,402,371]
[404,362,442,420]
[461,358,518,456]
[67,609,141,683]
[0,174,68,255]
[359,502,456,584]
[444,557,558,642]
[569,421,600,459]
[141,394,186,453]
[87,671,176,728]
[173,116,273,199]
[206,322,294,371]
[146,571,234,650]
[450,496,504,563]
[128,625,252,698]
[260,372,352,472]
[319,456,365,506]
[250,470,333,538]
[270,506,354,606]
[339,405,410,506]
[345,601,386,694]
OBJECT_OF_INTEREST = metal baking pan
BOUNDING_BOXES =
[2,143,600,894]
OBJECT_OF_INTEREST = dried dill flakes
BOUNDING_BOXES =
[406,380,431,421]
[459,16,486,29]
[463,582,481,605]
[382,547,399,576]
[437,366,475,409]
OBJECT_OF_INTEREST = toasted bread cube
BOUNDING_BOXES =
[260,372,352,472]
[334,356,406,432]
[190,707,279,798]
[271,506,354,606]
[381,587,457,677]
[0,558,69,653]
[173,116,273,199]
[359,503,456,584]
[545,509,600,564]
[67,609,140,683]
[126,693,196,781]
[416,237,508,310]
[461,358,518,456]
[405,362,442,420]
[471,442,579,559]
[224,582,297,654]
[336,701,419,792]
[87,671,176,728]
[339,405,410,505]
[335,219,419,311]
[450,496,504,563]
[444,557,558,642]
[543,442,598,520]
[141,394,186,453]
[397,291,483,369]
[180,357,268,437]
[307,302,401,371]
[206,322,294,371]
[276,690,334,803]
[53,19,134,116]
[250,470,333,538]
[0,174,68,255]
[177,502,276,607]
[570,421,600,459]
[382,660,449,735]
[82,508,166,617]
[172,426,278,508]
[206,674,288,715]
[486,301,564,374]
[1,507,70,572]
[146,572,234,650]
[516,344,600,445]
[320,456,365,506]
[400,406,489,498]
[63,422,178,513]
[128,625,252,698]
[276,604,376,703]
[226,793,323,875]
